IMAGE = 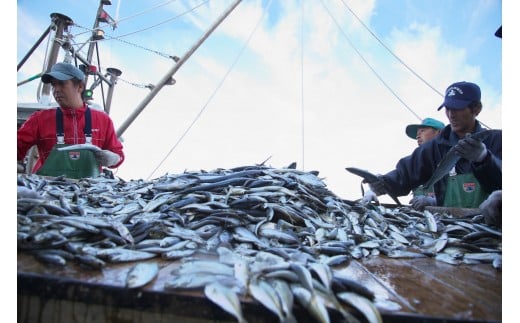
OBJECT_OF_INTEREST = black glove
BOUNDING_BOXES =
[94,150,121,167]
[479,190,502,227]
[410,195,437,211]
[366,176,386,196]
[454,133,488,162]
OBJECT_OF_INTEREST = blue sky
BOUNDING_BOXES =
[17,0,504,200]
[13,0,517,317]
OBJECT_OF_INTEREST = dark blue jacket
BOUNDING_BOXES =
[381,121,502,206]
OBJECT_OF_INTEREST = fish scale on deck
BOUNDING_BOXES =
[17,164,501,323]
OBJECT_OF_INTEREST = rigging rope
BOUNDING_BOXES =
[335,0,491,129]
[338,0,443,98]
[107,0,210,39]
[147,0,274,180]
[36,24,55,103]
[71,0,210,60]
[320,0,422,121]
[72,24,176,59]
[300,0,305,171]
[73,0,180,37]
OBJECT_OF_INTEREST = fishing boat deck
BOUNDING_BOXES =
[18,252,501,322]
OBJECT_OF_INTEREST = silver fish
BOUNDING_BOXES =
[345,167,402,205]
[177,260,234,276]
[271,279,296,321]
[161,248,196,260]
[422,130,492,190]
[233,227,269,249]
[126,262,159,288]
[248,278,285,322]
[234,259,250,292]
[308,262,333,291]
[423,210,438,233]
[33,252,67,266]
[435,252,462,266]
[336,291,383,323]
[291,284,330,323]
[289,263,314,292]
[74,254,106,269]
[96,248,156,262]
[165,273,239,290]
[204,282,248,323]
[56,143,102,152]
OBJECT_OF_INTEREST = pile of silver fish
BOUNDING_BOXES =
[17,164,501,323]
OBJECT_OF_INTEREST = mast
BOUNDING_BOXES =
[84,0,114,86]
[39,13,74,104]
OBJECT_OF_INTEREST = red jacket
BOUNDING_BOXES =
[17,104,125,173]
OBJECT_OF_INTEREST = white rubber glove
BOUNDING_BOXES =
[360,190,379,205]
[454,133,488,162]
[410,195,437,211]
[479,190,502,227]
[367,176,387,196]
[94,150,121,167]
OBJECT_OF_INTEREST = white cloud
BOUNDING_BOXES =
[17,0,502,204]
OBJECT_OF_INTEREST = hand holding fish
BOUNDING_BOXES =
[479,190,502,228]
[360,190,379,205]
[454,133,488,162]
[410,195,436,211]
[94,150,121,167]
[367,176,387,196]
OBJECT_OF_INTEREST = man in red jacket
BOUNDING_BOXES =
[17,62,125,178]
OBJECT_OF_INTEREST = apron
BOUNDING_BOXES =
[442,168,489,208]
[413,185,436,198]
[36,108,100,179]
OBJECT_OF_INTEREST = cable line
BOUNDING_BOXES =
[72,24,177,60]
[300,0,305,171]
[109,0,179,28]
[73,0,180,37]
[71,1,209,59]
[320,0,422,121]
[107,0,210,39]
[337,0,492,129]
[338,0,443,98]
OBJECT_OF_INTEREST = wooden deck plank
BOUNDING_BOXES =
[18,252,501,322]
[359,256,501,321]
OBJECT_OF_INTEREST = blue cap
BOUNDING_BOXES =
[406,117,445,139]
[437,81,481,110]
[42,62,85,83]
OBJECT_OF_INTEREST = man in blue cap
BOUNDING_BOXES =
[17,62,125,178]
[367,81,502,213]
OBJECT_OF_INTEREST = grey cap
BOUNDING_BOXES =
[41,62,85,83]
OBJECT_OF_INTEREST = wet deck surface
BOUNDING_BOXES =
[18,252,501,322]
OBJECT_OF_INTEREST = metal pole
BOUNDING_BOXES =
[116,0,242,137]
[17,73,43,87]
[69,47,112,84]
[17,25,52,71]
[104,68,122,115]
[40,13,74,100]
[85,0,106,85]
